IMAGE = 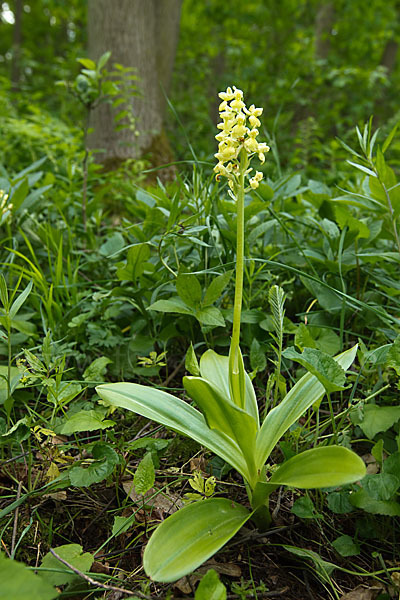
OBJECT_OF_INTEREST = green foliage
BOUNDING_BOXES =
[0,553,57,600]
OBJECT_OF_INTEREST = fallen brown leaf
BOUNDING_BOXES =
[340,584,385,600]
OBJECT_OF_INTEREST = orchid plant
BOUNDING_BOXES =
[96,87,366,583]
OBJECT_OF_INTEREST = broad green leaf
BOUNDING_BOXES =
[195,569,227,600]
[0,554,57,600]
[116,243,150,281]
[143,498,251,582]
[269,446,365,489]
[282,347,346,393]
[176,273,202,308]
[326,491,354,514]
[99,232,125,257]
[199,349,259,425]
[362,473,400,501]
[196,306,225,327]
[203,271,232,306]
[83,356,112,382]
[112,515,136,536]
[295,323,317,350]
[78,57,97,70]
[59,410,115,435]
[357,404,400,439]
[95,382,250,481]
[387,335,400,375]
[250,338,267,372]
[148,297,193,315]
[382,451,400,477]
[40,543,93,587]
[134,452,155,495]
[349,489,400,516]
[291,496,320,519]
[69,443,119,487]
[183,376,257,483]
[332,535,360,557]
[256,346,358,468]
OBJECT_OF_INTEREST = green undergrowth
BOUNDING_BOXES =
[1,111,400,598]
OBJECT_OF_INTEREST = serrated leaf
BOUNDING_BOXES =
[0,554,57,600]
[195,569,227,600]
[40,543,93,587]
[282,346,346,393]
[134,452,155,495]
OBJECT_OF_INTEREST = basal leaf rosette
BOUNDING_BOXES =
[214,86,270,193]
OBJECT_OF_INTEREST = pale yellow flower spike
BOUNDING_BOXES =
[214,86,270,190]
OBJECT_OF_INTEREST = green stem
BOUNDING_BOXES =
[231,150,248,353]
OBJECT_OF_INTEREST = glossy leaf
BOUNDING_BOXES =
[255,345,357,469]
[269,446,366,489]
[183,375,257,483]
[199,349,259,425]
[95,383,249,481]
[143,498,251,582]
[228,343,246,411]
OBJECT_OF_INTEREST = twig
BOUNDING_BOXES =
[11,481,22,557]
[161,357,185,387]
[49,548,152,599]
[228,586,289,598]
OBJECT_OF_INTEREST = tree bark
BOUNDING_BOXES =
[88,0,182,165]
[315,2,334,60]
[11,0,22,91]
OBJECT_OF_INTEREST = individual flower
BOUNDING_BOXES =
[249,171,264,189]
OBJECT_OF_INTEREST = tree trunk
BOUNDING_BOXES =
[87,0,182,167]
[11,0,22,91]
[315,2,334,60]
[381,39,398,75]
